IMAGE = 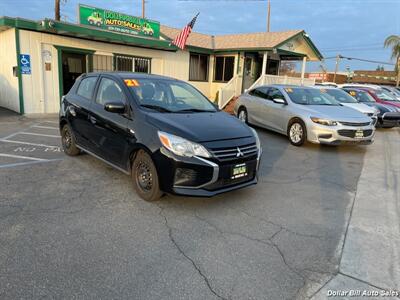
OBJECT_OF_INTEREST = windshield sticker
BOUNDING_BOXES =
[349,91,357,96]
[285,88,293,93]
[124,79,140,87]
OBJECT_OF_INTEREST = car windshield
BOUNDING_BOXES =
[286,87,341,106]
[325,89,358,103]
[375,89,399,101]
[126,78,217,113]
[347,90,376,103]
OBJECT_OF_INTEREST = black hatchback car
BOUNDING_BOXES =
[59,73,261,201]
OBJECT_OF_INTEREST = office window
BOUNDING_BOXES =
[189,53,209,81]
[115,55,151,73]
[214,56,235,82]
[93,55,113,72]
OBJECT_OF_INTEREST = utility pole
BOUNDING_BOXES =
[55,0,60,21]
[267,0,271,32]
[142,0,145,18]
[333,54,342,83]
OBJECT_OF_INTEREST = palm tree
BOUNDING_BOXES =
[384,35,400,87]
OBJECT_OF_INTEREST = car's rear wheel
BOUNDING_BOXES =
[61,124,80,156]
[238,108,248,124]
[288,119,306,146]
[132,150,162,202]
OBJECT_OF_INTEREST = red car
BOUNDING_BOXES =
[356,87,400,109]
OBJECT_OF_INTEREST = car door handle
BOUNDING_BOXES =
[89,116,97,124]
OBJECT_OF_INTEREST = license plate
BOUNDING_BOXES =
[355,130,364,138]
[231,163,248,179]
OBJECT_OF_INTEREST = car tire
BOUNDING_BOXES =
[132,150,163,202]
[238,108,248,124]
[61,124,80,156]
[287,119,307,146]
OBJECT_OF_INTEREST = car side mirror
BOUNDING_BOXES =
[273,98,286,104]
[104,101,126,114]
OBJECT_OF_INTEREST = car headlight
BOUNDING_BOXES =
[158,131,211,158]
[310,117,338,126]
[249,127,261,150]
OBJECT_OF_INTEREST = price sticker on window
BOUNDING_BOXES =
[350,91,356,96]
[124,79,140,87]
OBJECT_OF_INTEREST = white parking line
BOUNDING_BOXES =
[0,153,47,161]
[41,121,58,124]
[0,159,62,169]
[19,132,60,138]
[0,139,59,149]
[31,125,59,130]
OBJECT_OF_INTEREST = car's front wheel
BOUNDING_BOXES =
[61,124,80,156]
[288,119,306,146]
[132,150,163,202]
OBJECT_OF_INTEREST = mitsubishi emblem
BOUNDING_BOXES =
[236,147,244,157]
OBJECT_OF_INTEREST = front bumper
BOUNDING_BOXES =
[377,112,400,127]
[152,146,261,197]
[307,122,375,145]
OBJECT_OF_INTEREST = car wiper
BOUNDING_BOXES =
[176,108,216,113]
[140,104,172,113]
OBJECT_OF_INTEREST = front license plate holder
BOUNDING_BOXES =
[231,163,248,179]
[355,129,364,138]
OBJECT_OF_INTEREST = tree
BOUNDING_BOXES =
[384,35,400,87]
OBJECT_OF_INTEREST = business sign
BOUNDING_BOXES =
[19,54,31,75]
[78,5,160,38]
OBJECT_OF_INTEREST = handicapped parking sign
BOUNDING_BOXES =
[19,54,31,75]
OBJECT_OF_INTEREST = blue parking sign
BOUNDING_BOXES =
[19,54,31,75]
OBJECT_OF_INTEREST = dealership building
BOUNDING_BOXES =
[0,5,322,114]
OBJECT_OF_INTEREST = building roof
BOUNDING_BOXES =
[160,25,303,51]
[0,16,322,59]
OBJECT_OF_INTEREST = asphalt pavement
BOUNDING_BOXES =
[1,111,393,300]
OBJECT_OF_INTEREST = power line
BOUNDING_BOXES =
[324,55,395,65]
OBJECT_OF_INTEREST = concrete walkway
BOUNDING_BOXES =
[311,128,400,299]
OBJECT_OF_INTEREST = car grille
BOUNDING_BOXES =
[338,129,374,138]
[339,121,371,127]
[209,143,258,161]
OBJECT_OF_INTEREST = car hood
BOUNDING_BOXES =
[340,103,376,114]
[365,102,399,113]
[298,105,371,122]
[145,111,253,143]
[379,100,400,108]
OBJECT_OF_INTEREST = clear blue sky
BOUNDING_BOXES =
[1,0,399,72]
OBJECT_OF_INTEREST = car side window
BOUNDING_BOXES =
[76,77,97,100]
[95,78,126,106]
[249,87,269,100]
[267,88,285,101]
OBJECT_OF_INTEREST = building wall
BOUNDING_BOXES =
[0,28,19,112]
[18,30,229,114]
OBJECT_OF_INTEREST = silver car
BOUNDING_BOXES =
[234,85,375,146]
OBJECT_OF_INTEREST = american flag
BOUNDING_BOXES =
[171,13,199,50]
